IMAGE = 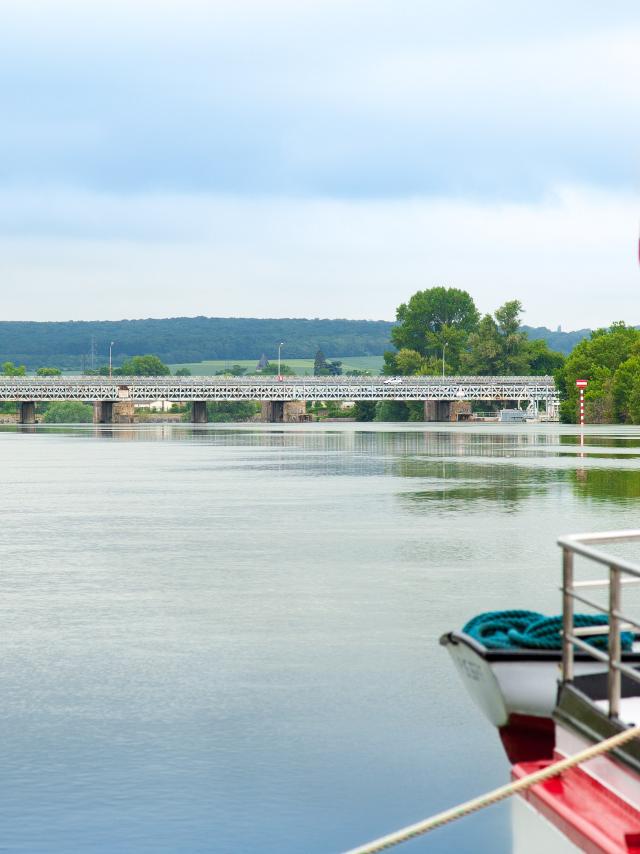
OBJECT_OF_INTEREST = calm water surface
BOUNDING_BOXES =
[2,422,640,853]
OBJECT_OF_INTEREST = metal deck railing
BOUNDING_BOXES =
[560,530,640,718]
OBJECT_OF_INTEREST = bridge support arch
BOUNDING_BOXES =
[18,401,36,424]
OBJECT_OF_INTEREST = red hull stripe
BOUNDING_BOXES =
[513,760,640,853]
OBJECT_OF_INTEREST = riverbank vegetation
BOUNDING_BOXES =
[43,402,93,423]
[557,323,640,424]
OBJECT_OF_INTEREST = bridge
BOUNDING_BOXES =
[0,376,559,423]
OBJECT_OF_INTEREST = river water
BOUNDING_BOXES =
[2,422,640,853]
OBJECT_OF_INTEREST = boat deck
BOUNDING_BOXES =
[596,698,640,727]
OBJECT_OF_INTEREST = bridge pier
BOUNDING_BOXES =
[262,401,284,422]
[114,401,135,424]
[18,401,36,424]
[424,401,452,422]
[93,401,113,424]
[261,401,307,423]
[423,400,472,422]
[191,401,208,423]
[93,401,135,424]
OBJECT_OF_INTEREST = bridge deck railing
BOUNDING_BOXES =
[0,375,560,406]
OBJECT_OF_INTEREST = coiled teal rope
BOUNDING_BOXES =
[462,609,634,651]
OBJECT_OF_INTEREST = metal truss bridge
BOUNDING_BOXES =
[0,375,558,404]
[0,375,560,424]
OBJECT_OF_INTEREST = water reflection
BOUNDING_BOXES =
[570,468,640,503]
[3,424,640,512]
[397,460,554,513]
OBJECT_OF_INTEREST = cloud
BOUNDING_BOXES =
[0,185,636,328]
[0,1,638,198]
[0,2,638,325]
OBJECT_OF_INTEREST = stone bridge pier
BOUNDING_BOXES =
[18,401,36,424]
[93,401,135,424]
[261,401,307,423]
[424,400,472,422]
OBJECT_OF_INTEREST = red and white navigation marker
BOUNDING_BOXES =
[576,379,588,426]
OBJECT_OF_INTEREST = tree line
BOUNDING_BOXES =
[0,317,396,368]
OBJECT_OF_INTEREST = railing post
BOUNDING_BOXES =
[608,565,622,719]
[562,547,574,683]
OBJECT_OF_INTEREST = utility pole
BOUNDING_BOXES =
[278,342,284,379]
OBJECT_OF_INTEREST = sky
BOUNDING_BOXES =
[1,0,639,328]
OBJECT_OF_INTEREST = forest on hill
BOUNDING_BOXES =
[0,317,395,369]
[0,315,590,369]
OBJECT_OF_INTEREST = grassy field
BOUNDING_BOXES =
[167,355,384,376]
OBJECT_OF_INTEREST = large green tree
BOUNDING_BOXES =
[391,287,479,355]
[463,300,562,376]
[525,339,565,375]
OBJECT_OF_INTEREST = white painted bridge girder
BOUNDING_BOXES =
[0,375,559,406]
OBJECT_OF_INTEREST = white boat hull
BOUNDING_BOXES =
[442,631,627,727]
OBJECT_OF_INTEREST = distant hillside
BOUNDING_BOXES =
[0,315,595,369]
[0,316,395,369]
[521,325,592,355]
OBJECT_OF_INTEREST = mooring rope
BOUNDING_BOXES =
[462,610,634,651]
[343,723,640,854]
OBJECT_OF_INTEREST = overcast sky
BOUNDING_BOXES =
[1,0,638,328]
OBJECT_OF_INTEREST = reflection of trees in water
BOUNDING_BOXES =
[397,459,556,513]
[351,429,558,460]
[559,435,640,450]
[570,468,640,502]
[8,424,638,506]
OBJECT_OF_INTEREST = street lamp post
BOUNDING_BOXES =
[442,342,447,381]
[109,341,115,378]
[278,342,284,378]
